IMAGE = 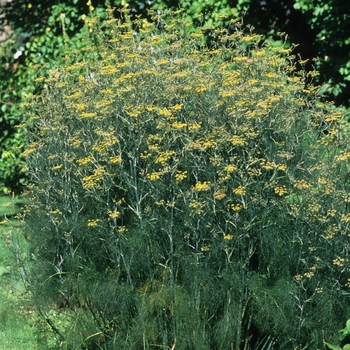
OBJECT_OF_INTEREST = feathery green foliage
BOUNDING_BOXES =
[22,7,350,349]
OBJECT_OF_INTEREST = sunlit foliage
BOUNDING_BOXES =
[22,7,350,349]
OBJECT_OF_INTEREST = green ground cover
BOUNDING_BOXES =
[0,194,38,349]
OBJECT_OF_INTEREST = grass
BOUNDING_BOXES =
[0,194,39,349]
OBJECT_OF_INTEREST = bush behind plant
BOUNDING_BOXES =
[22,7,350,349]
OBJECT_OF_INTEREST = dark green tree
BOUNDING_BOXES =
[233,0,350,106]
[293,0,350,106]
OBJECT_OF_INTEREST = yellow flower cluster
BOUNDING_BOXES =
[214,189,226,200]
[51,164,63,170]
[109,156,122,163]
[92,138,117,153]
[175,171,187,182]
[231,204,243,211]
[77,156,93,166]
[200,244,211,252]
[341,213,350,222]
[230,135,247,146]
[307,202,321,214]
[293,179,310,190]
[82,166,107,189]
[332,257,345,267]
[260,159,286,172]
[274,186,287,196]
[147,171,162,181]
[88,219,100,227]
[335,152,350,161]
[194,181,211,192]
[81,112,97,119]
[108,210,120,219]
[233,186,246,196]
[189,200,204,215]
[224,164,236,173]
[155,150,175,165]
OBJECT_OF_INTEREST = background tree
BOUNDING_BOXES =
[234,0,350,106]
[0,0,106,193]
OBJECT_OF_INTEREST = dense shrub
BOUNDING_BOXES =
[2,0,350,192]
[22,7,350,349]
[0,0,97,193]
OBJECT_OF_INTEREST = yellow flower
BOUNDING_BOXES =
[327,209,337,217]
[169,104,183,110]
[224,164,236,172]
[82,167,107,189]
[50,209,62,215]
[232,56,247,62]
[189,200,204,215]
[156,59,169,66]
[155,150,175,164]
[76,156,93,166]
[175,171,187,182]
[147,172,161,181]
[343,194,350,203]
[230,135,247,146]
[293,179,310,189]
[92,139,117,152]
[188,123,201,131]
[109,156,122,163]
[336,152,350,161]
[276,164,287,171]
[194,181,211,192]
[294,274,302,282]
[108,210,120,219]
[118,226,128,233]
[51,164,63,170]
[190,32,203,38]
[274,186,287,196]
[303,271,314,279]
[146,106,157,112]
[172,122,187,129]
[88,219,100,227]
[214,189,226,200]
[308,202,321,214]
[80,112,97,119]
[203,140,216,148]
[158,108,172,117]
[231,203,243,211]
[341,213,350,222]
[200,245,211,252]
[318,177,328,185]
[223,234,233,240]
[260,160,275,170]
[233,186,246,195]
[332,257,345,267]
[195,86,207,93]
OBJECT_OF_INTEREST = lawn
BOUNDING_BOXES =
[0,194,39,349]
